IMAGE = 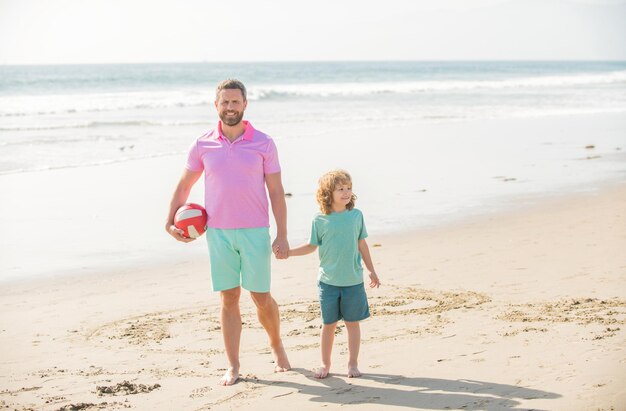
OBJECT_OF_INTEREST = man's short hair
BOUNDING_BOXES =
[216,79,247,101]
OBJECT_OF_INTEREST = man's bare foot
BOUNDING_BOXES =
[219,367,239,386]
[272,344,291,372]
[347,364,361,378]
[314,364,331,379]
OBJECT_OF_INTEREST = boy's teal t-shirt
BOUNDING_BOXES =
[309,208,368,287]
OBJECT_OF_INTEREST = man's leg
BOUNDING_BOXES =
[220,287,242,385]
[250,291,291,372]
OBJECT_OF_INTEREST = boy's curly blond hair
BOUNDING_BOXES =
[316,169,357,215]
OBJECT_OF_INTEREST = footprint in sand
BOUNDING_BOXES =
[84,287,493,354]
[498,297,626,339]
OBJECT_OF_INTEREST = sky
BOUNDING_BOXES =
[0,0,625,65]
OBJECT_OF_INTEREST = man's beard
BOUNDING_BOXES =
[219,110,244,126]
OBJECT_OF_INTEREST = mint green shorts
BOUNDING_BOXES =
[206,227,272,293]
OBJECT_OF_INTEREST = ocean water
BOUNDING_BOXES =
[1,61,625,174]
[1,61,626,282]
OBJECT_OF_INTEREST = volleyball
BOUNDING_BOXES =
[174,203,208,239]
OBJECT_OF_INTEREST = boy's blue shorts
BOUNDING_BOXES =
[318,281,370,324]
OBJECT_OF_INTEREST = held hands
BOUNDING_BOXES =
[166,224,196,243]
[368,271,381,288]
[272,237,290,259]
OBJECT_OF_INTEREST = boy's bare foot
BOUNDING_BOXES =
[219,367,239,386]
[314,364,331,379]
[347,365,361,378]
[272,344,291,372]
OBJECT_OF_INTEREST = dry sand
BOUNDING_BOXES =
[1,185,625,410]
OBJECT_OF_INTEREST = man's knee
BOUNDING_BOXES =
[221,287,241,308]
[250,291,273,310]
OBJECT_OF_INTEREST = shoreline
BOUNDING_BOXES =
[1,183,624,410]
[1,178,624,291]
[1,110,625,178]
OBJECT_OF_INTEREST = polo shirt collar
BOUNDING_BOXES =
[215,120,255,141]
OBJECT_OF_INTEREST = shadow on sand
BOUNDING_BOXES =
[248,368,561,410]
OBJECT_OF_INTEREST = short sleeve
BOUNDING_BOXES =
[185,139,204,172]
[263,138,281,175]
[309,217,321,246]
[358,211,368,240]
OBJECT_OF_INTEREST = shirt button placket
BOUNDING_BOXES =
[226,138,232,156]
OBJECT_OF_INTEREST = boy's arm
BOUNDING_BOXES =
[358,238,380,288]
[289,243,317,257]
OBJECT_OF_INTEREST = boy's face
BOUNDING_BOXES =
[332,182,352,208]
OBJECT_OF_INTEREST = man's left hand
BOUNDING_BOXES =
[272,237,290,259]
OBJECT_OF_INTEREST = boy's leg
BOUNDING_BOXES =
[316,322,337,379]
[339,282,369,378]
[220,287,242,385]
[344,321,362,378]
[250,291,291,372]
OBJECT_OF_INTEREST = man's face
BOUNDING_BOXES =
[215,88,247,126]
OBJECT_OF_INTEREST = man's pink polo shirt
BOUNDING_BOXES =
[185,120,281,229]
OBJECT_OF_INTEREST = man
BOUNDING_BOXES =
[165,79,291,386]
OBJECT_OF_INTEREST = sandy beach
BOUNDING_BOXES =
[1,180,624,410]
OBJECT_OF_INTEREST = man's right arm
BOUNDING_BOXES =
[165,168,203,242]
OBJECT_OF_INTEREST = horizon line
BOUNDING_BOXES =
[2,58,626,67]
